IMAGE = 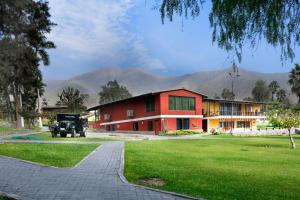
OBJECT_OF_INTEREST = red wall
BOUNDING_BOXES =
[163,118,202,131]
[159,90,203,115]
[91,89,203,133]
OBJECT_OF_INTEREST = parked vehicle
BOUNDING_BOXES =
[50,113,87,137]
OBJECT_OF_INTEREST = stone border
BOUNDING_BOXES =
[117,145,202,200]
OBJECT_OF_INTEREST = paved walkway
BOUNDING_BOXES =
[0,142,194,200]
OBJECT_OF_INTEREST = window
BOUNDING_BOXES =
[219,121,234,129]
[133,122,139,131]
[169,96,195,111]
[220,103,241,115]
[245,104,251,112]
[147,121,153,131]
[237,121,251,128]
[146,96,155,112]
[176,118,190,130]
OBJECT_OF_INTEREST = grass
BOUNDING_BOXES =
[0,126,23,134]
[125,138,300,200]
[0,143,99,167]
[159,130,204,136]
[6,131,116,142]
[205,134,300,139]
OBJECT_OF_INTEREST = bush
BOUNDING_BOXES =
[160,130,204,136]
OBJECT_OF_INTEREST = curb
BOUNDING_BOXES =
[117,143,201,200]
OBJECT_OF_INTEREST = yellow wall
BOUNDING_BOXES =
[87,115,96,122]
[208,118,257,132]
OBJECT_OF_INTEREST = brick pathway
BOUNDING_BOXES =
[0,142,195,200]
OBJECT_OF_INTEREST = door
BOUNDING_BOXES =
[203,119,208,132]
[133,122,139,131]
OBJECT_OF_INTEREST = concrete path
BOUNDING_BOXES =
[0,142,194,200]
[87,131,210,141]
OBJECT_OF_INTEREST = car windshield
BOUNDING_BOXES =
[57,114,78,122]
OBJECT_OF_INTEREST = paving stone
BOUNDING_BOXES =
[0,141,195,200]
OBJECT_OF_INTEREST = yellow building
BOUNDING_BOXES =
[202,98,266,133]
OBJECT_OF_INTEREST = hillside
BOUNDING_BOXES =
[44,67,292,106]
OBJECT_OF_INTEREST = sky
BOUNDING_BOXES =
[42,0,300,80]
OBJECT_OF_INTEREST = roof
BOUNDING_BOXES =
[87,88,207,111]
[203,98,265,104]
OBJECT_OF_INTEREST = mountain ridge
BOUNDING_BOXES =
[44,67,293,106]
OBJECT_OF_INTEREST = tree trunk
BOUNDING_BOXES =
[288,129,296,149]
[13,84,23,129]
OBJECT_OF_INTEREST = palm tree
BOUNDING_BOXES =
[57,87,89,113]
[288,64,300,103]
[268,81,280,101]
[276,89,287,103]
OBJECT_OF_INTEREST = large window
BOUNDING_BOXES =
[145,96,155,112]
[169,96,195,111]
[220,103,241,115]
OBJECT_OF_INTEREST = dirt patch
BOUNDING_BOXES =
[139,178,166,186]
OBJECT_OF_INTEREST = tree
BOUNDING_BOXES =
[268,109,300,149]
[288,63,300,103]
[268,81,280,101]
[276,89,287,103]
[251,80,270,102]
[0,0,55,128]
[221,88,235,100]
[42,98,48,107]
[243,97,253,101]
[57,87,89,113]
[98,80,132,104]
[214,93,220,99]
[159,1,299,62]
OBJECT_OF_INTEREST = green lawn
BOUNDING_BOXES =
[0,143,99,167]
[125,139,300,200]
[205,134,300,139]
[7,131,116,142]
[0,126,24,134]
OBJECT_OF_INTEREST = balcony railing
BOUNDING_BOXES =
[203,111,265,117]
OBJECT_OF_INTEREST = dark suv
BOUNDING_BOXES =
[50,113,87,137]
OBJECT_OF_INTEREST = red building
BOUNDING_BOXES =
[88,89,206,134]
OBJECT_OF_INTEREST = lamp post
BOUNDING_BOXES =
[228,63,240,133]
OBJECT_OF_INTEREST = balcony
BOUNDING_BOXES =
[203,111,265,117]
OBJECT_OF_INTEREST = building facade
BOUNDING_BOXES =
[88,89,266,134]
[88,89,205,134]
[202,98,266,133]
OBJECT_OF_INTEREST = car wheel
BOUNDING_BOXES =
[71,129,76,138]
[60,133,67,137]
[80,131,86,137]
[51,132,57,138]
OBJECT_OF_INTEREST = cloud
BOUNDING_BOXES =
[48,0,166,70]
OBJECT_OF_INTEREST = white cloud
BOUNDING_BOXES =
[48,0,166,70]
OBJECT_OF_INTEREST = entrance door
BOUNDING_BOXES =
[133,122,139,131]
[203,119,207,132]
[176,118,190,130]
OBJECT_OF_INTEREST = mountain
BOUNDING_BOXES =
[44,67,293,106]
